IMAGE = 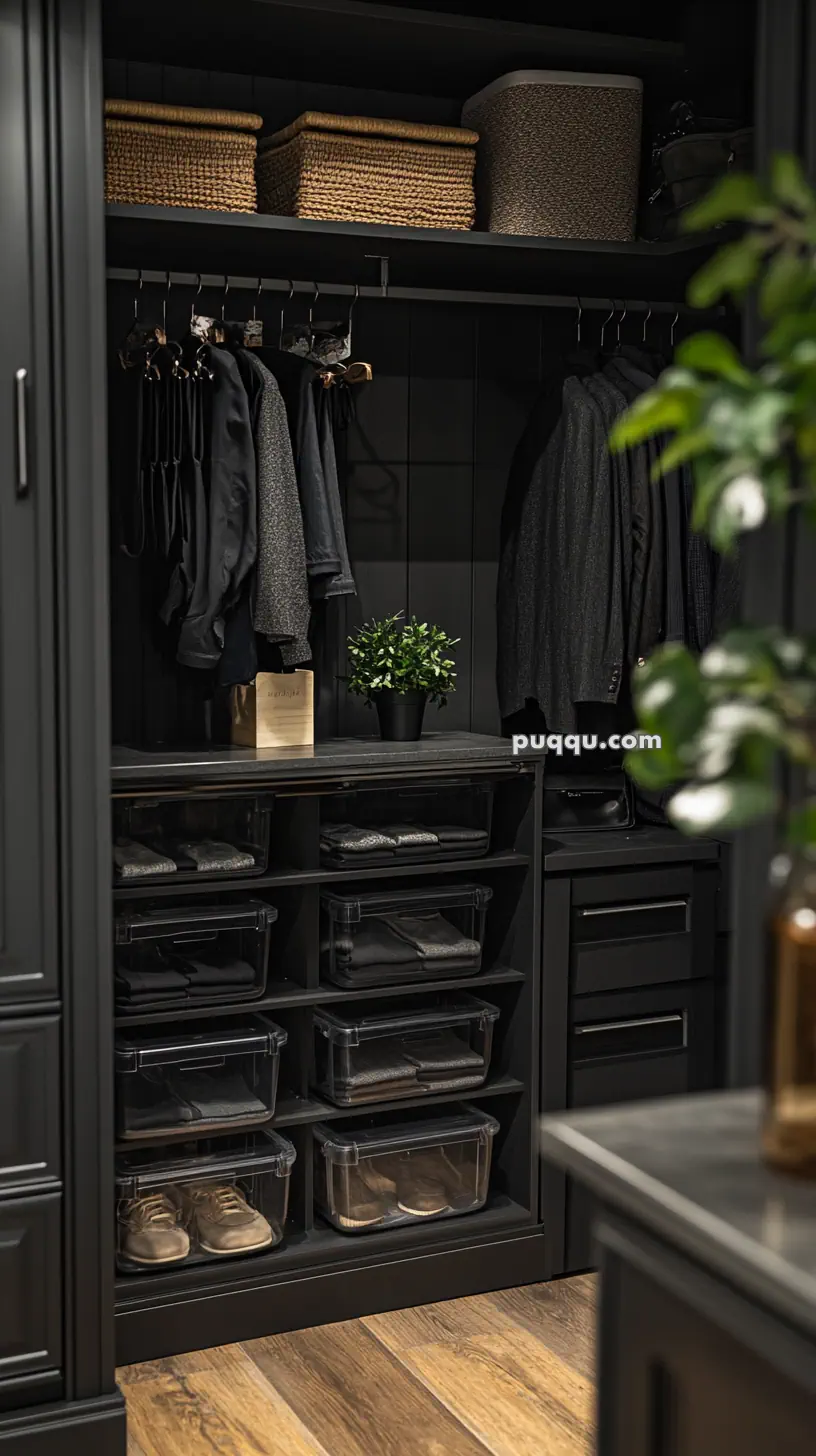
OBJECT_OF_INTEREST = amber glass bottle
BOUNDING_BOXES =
[763,848,816,1175]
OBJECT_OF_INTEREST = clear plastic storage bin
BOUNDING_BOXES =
[313,1103,499,1234]
[320,884,492,990]
[320,779,493,867]
[114,901,276,1014]
[116,1129,296,1272]
[113,793,273,884]
[313,994,500,1106]
[115,1016,287,1141]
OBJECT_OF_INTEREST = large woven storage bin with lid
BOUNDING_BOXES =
[257,112,478,230]
[462,71,643,240]
[105,99,262,212]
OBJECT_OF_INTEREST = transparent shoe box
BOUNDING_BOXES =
[113,792,273,884]
[320,778,494,867]
[313,1103,499,1235]
[313,993,500,1106]
[115,1129,296,1272]
[115,901,277,1015]
[320,884,492,990]
[115,1015,287,1141]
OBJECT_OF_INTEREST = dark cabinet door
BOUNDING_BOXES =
[0,1018,61,1192]
[0,1193,62,1408]
[0,0,58,1004]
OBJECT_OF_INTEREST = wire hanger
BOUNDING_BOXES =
[616,299,627,350]
[642,303,652,345]
[251,276,263,322]
[279,280,294,348]
[599,301,616,352]
[190,273,202,326]
[575,296,583,347]
[221,275,230,322]
[670,308,680,350]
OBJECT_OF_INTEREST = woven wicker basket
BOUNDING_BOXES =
[462,71,643,241]
[105,99,262,213]
[257,112,478,229]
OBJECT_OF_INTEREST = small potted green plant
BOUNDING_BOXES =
[345,612,459,741]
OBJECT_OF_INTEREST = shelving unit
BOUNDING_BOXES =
[112,742,545,1364]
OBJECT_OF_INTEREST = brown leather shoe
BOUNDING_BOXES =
[335,1168,390,1229]
[183,1182,274,1255]
[395,1154,451,1217]
[121,1188,190,1265]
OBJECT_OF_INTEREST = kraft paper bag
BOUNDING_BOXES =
[231,671,314,748]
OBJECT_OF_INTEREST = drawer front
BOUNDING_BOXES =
[0,1194,62,1398]
[569,982,716,1106]
[571,865,717,995]
[0,1018,60,1192]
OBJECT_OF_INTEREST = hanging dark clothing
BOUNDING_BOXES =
[259,347,342,585]
[161,345,257,671]
[311,382,356,601]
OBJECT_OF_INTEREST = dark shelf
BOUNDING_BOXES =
[105,204,717,303]
[114,1193,534,1305]
[103,0,684,94]
[541,826,721,872]
[112,849,530,901]
[113,1073,523,1151]
[113,965,526,1026]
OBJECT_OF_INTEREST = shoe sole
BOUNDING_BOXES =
[124,1249,190,1265]
[397,1200,451,1217]
[198,1233,275,1255]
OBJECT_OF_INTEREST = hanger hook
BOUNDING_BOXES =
[600,300,615,351]
[134,269,144,322]
[309,281,320,329]
[670,308,680,349]
[349,282,360,326]
[616,299,627,348]
[252,276,263,322]
[190,273,202,324]
[221,275,229,322]
[575,295,583,346]
[642,303,652,345]
[162,270,172,334]
[279,280,294,346]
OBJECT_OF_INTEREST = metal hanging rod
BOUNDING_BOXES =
[105,267,703,315]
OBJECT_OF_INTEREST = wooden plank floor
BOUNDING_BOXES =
[118,1274,596,1456]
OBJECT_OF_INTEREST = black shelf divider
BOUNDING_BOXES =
[113,965,526,1027]
[105,204,717,304]
[112,849,531,901]
[113,1073,525,1152]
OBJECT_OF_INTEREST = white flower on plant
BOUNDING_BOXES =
[718,473,768,531]
[669,782,734,829]
[699,645,751,678]
[639,679,675,712]
[694,701,780,780]
[775,637,806,670]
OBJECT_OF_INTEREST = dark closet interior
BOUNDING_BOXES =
[5,1,799,1450]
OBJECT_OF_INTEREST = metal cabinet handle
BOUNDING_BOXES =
[15,367,29,498]
[575,1014,685,1036]
[579,899,687,918]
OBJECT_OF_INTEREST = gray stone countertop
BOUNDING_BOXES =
[541,1089,816,1340]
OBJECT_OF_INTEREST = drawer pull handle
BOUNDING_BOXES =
[15,367,29,498]
[579,899,687,918]
[575,1013,685,1036]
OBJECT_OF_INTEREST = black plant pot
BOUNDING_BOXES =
[373,688,427,742]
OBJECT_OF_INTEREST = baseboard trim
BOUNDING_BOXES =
[0,1391,126,1454]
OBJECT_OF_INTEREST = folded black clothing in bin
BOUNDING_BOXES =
[116,964,191,995]
[114,837,177,879]
[400,1030,485,1075]
[336,1038,419,1092]
[433,825,489,850]
[171,839,256,874]
[334,922,421,969]
[327,958,477,989]
[320,824,397,856]
[380,913,481,961]
[167,1069,267,1121]
[174,952,256,987]
[120,1075,197,1132]
[381,824,440,850]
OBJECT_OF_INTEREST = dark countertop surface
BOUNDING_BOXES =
[541,1090,816,1340]
[111,732,535,788]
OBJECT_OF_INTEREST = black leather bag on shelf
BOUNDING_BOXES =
[543,773,634,833]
